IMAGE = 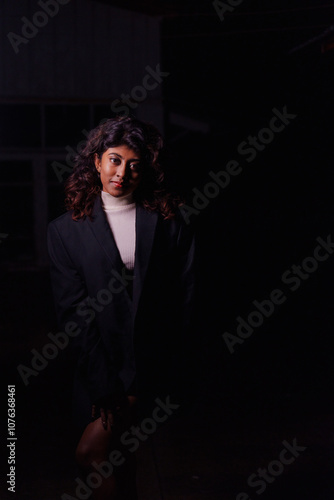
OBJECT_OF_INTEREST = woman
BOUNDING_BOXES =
[47,116,196,499]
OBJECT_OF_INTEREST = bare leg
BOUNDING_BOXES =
[75,396,138,500]
[76,418,116,499]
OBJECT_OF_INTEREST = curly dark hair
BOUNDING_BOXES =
[64,116,182,220]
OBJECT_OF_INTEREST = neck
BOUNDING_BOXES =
[101,190,134,208]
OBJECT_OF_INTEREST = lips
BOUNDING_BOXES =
[112,181,124,188]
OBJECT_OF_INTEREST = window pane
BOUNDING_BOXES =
[93,105,116,126]
[0,161,32,183]
[0,105,41,148]
[45,105,90,147]
[47,161,67,221]
[0,186,34,262]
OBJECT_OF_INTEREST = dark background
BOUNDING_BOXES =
[1,1,334,499]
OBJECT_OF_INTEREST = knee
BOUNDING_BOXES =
[75,439,98,470]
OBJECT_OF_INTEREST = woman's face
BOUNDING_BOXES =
[95,145,142,197]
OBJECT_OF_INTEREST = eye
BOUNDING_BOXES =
[130,162,141,171]
[110,157,120,164]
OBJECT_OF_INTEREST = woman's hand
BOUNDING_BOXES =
[92,395,115,430]
[92,394,136,430]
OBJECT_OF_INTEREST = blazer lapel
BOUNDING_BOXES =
[133,205,158,317]
[86,195,124,273]
[86,196,158,316]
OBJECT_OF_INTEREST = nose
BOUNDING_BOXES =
[116,161,127,179]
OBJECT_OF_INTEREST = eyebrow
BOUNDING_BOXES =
[107,152,140,161]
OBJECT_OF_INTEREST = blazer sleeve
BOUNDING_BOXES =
[176,220,196,329]
[174,220,201,399]
[47,220,122,404]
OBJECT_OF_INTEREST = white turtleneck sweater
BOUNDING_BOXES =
[101,191,136,270]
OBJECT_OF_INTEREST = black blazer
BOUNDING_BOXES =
[47,195,196,426]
